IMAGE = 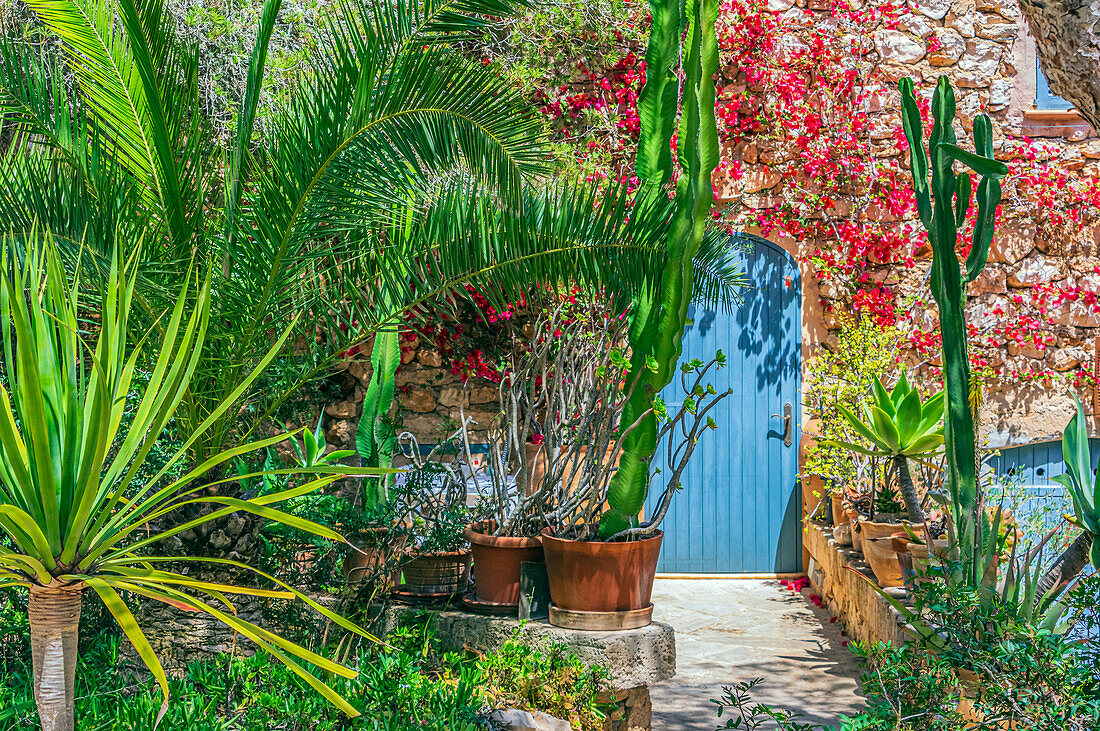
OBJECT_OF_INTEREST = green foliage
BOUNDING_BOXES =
[357,327,401,511]
[898,75,1008,579]
[0,238,370,717]
[803,315,902,486]
[0,602,611,730]
[599,0,726,538]
[1052,396,1100,568]
[825,372,943,460]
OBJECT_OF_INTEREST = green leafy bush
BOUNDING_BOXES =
[0,599,610,730]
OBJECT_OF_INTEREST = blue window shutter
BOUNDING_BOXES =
[1036,57,1073,111]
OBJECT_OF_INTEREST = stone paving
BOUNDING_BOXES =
[649,578,866,730]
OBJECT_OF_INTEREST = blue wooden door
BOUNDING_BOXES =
[646,235,802,573]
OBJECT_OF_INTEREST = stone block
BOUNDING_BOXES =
[1006,254,1065,287]
[378,606,677,691]
[439,385,468,408]
[418,349,444,368]
[958,39,1002,78]
[325,400,358,419]
[913,0,952,20]
[975,15,1016,41]
[488,709,572,731]
[399,387,436,413]
[469,385,499,404]
[875,30,925,63]
[927,28,964,66]
[976,0,1018,19]
[967,266,1007,295]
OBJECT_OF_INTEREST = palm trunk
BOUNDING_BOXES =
[893,455,925,524]
[1035,530,1093,609]
[28,584,83,731]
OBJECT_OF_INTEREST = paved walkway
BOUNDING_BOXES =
[650,579,865,730]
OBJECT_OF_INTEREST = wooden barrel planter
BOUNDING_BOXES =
[399,551,472,596]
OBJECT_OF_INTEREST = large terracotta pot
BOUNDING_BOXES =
[401,551,472,595]
[540,529,662,613]
[846,508,864,553]
[465,521,544,605]
[860,517,911,541]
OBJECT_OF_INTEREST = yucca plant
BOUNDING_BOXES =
[0,240,370,731]
[825,373,944,523]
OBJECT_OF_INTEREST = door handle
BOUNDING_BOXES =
[771,402,792,447]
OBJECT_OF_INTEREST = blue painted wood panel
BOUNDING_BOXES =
[1036,57,1073,112]
[646,235,802,573]
[985,439,1100,541]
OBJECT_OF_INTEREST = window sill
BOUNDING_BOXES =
[1021,108,1094,139]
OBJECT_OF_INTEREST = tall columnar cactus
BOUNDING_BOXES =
[598,0,720,538]
[898,77,1008,577]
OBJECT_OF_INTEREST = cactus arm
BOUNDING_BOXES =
[598,0,720,539]
[635,0,684,186]
[899,76,1007,576]
[898,78,933,232]
[357,326,400,510]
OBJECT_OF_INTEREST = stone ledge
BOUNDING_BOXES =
[804,522,913,647]
[379,605,676,690]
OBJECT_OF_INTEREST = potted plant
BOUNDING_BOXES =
[391,436,475,597]
[537,347,731,624]
[457,298,623,608]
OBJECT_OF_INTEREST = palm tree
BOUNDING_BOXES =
[0,0,726,473]
[0,239,372,731]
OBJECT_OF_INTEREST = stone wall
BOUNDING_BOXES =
[322,335,502,454]
[721,0,1100,449]
[804,521,912,647]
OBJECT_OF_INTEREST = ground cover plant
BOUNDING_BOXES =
[0,599,611,731]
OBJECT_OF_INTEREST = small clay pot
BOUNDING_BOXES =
[401,551,472,595]
[465,520,543,606]
[846,508,864,553]
[343,527,404,585]
[830,492,846,526]
[541,529,662,613]
[832,521,853,547]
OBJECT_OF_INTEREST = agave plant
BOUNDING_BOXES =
[1038,395,1100,601]
[826,373,944,523]
[0,240,370,731]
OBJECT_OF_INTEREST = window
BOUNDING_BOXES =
[1036,56,1073,111]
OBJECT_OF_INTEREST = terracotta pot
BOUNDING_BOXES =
[906,538,953,575]
[846,508,863,553]
[860,518,912,541]
[521,443,548,495]
[540,529,662,613]
[862,535,905,587]
[803,475,828,522]
[830,492,846,526]
[343,527,404,584]
[465,521,544,605]
[401,551,472,595]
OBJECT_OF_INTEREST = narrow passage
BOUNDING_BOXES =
[650,578,865,730]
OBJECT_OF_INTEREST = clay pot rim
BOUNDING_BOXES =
[407,549,471,560]
[540,527,664,546]
[465,521,542,548]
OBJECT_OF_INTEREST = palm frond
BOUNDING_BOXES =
[691,228,749,314]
